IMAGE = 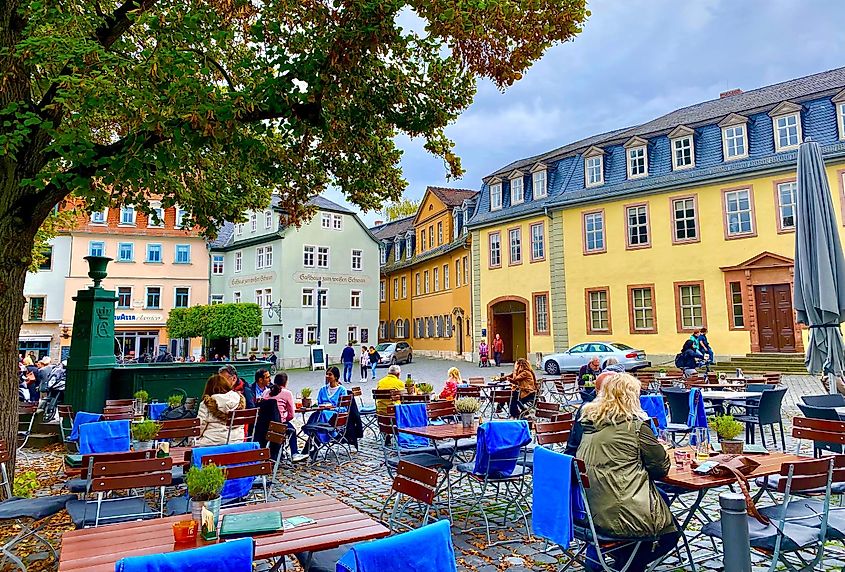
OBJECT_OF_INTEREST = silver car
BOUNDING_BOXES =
[542,342,650,375]
[375,342,413,366]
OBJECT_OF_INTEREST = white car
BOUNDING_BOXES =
[542,342,650,375]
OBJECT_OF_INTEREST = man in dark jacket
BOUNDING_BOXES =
[340,343,355,384]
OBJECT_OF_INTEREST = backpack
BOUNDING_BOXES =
[160,405,197,420]
[674,353,684,369]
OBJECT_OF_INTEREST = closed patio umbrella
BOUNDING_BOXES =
[793,139,845,394]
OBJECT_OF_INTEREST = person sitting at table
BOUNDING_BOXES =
[504,358,537,419]
[439,367,462,400]
[576,373,679,572]
[601,357,626,374]
[676,339,699,378]
[578,356,602,386]
[196,373,246,446]
[317,366,348,410]
[376,364,404,414]
[261,372,306,461]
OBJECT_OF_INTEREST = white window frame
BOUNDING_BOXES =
[437,221,443,245]
[626,145,647,179]
[588,290,609,332]
[250,212,257,232]
[303,245,315,268]
[530,222,545,261]
[837,99,845,141]
[90,208,108,224]
[433,267,439,292]
[393,278,399,300]
[351,249,362,271]
[777,181,797,231]
[405,234,413,259]
[117,242,134,262]
[489,232,501,267]
[424,270,430,294]
[256,246,265,269]
[508,227,521,264]
[625,205,649,248]
[394,239,401,261]
[678,284,703,329]
[264,245,273,267]
[720,117,749,161]
[233,291,241,303]
[534,293,549,333]
[773,113,802,153]
[89,241,105,257]
[317,246,329,268]
[235,222,243,236]
[302,288,315,308]
[510,174,524,206]
[117,286,132,309]
[234,250,242,273]
[532,167,548,199]
[332,214,343,230]
[489,181,502,211]
[211,294,224,305]
[379,280,385,302]
[724,188,754,237]
[379,244,387,265]
[120,206,136,226]
[443,265,449,290]
[145,286,161,309]
[148,203,164,227]
[321,213,332,229]
[669,126,695,170]
[631,287,655,331]
[350,289,361,309]
[264,210,273,229]
[583,147,605,188]
[583,211,605,253]
[401,275,407,298]
[175,207,188,229]
[317,288,327,307]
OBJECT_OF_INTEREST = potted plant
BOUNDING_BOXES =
[307,338,317,345]
[658,368,667,378]
[186,463,226,539]
[262,346,271,352]
[132,420,160,450]
[416,383,434,396]
[300,387,313,408]
[581,374,595,389]
[134,389,149,416]
[167,394,183,408]
[455,397,481,428]
[708,415,745,455]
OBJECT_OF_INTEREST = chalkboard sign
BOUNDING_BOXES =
[310,345,326,370]
[294,328,304,344]
[328,328,337,344]
[273,335,280,351]
[361,328,369,343]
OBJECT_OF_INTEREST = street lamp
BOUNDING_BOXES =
[266,299,283,321]
[316,279,322,344]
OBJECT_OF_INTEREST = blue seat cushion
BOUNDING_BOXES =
[295,546,351,572]
[758,502,845,540]
[387,453,452,471]
[755,474,845,495]
[66,497,158,528]
[66,478,88,494]
[359,406,376,414]
[702,517,822,551]
[666,423,692,433]
[0,495,76,520]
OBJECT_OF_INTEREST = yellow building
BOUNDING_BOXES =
[372,187,477,359]
[470,67,845,360]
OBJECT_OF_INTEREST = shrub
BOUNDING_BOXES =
[300,387,313,398]
[708,415,744,440]
[167,394,183,408]
[133,389,149,402]
[132,420,161,442]
[186,463,226,501]
[13,471,38,498]
[454,397,481,414]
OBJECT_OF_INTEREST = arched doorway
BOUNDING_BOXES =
[487,297,529,363]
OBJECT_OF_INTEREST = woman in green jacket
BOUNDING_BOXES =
[577,372,679,572]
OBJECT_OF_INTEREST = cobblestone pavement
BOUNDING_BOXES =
[7,373,845,571]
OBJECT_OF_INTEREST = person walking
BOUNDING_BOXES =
[368,346,380,380]
[340,342,355,384]
[359,346,370,383]
[698,327,714,364]
[492,333,504,367]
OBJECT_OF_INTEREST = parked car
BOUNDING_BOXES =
[542,342,650,375]
[375,342,413,366]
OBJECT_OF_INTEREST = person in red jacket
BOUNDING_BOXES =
[492,333,505,367]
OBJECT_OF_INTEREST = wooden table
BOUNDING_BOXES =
[723,376,766,383]
[661,451,803,490]
[699,390,763,401]
[395,423,477,440]
[59,495,389,572]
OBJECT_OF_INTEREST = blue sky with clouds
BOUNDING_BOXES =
[326,0,845,225]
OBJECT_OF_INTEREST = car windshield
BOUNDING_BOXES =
[375,343,393,352]
[611,343,634,350]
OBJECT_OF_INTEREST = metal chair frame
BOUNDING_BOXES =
[303,413,352,466]
[57,405,76,453]
[226,408,259,444]
[17,403,37,453]
[379,460,440,531]
[266,421,297,493]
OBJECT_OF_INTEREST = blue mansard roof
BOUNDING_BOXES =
[468,66,845,228]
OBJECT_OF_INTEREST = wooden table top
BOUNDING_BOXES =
[660,452,805,491]
[699,391,763,401]
[395,423,477,440]
[58,494,389,572]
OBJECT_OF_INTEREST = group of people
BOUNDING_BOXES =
[675,327,714,377]
[477,333,506,367]
[340,343,382,383]
[18,353,63,403]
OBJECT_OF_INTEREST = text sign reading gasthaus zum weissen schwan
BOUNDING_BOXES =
[292,272,370,285]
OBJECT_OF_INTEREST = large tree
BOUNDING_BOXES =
[1,0,588,465]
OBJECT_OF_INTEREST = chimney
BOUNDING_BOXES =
[720,88,743,99]
[373,220,384,226]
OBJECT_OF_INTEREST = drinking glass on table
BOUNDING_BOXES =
[693,427,710,461]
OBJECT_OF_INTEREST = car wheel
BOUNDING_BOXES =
[406,353,412,364]
[390,356,397,366]
[544,360,560,375]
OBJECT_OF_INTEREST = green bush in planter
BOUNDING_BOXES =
[134,389,149,402]
[187,463,226,501]
[132,420,161,442]
[416,383,434,395]
[167,394,183,408]
[708,415,744,441]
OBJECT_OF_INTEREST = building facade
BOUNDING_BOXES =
[20,203,209,361]
[470,66,845,359]
[373,187,476,360]
[210,196,380,369]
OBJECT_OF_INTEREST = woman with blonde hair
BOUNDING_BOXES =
[577,373,678,572]
[439,367,462,400]
[504,358,537,418]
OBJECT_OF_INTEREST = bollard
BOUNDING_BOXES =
[719,492,751,572]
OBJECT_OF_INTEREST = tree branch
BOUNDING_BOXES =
[180,48,236,91]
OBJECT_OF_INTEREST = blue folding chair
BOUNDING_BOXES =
[456,421,532,546]
[115,537,254,572]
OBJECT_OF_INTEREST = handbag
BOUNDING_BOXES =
[694,454,770,524]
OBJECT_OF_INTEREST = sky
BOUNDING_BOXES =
[324,0,845,226]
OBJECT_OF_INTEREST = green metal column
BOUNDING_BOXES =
[65,257,118,413]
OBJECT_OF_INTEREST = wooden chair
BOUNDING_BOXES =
[101,412,134,421]
[68,450,156,494]
[373,389,401,416]
[455,386,482,399]
[535,419,574,449]
[266,421,297,481]
[534,401,561,422]
[303,413,351,466]
[338,394,353,410]
[467,377,485,386]
[227,408,259,444]
[157,418,201,446]
[201,447,273,504]
[763,372,783,385]
[380,461,440,531]
[105,399,135,407]
[490,389,512,420]
[17,403,37,452]
[64,455,173,527]
[103,405,133,415]
[427,401,457,423]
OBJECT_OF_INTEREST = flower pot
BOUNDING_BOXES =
[460,413,475,428]
[721,439,743,455]
[301,397,312,408]
[191,497,222,539]
[134,399,146,416]
[83,255,113,286]
[134,440,153,451]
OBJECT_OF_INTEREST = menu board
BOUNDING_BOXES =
[310,345,326,371]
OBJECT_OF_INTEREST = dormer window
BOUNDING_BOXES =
[769,102,802,153]
[668,125,695,170]
[531,163,548,199]
[462,205,470,236]
[380,244,387,265]
[148,202,164,227]
[452,209,460,240]
[509,171,524,205]
[624,137,648,179]
[393,238,401,261]
[834,90,845,140]
[719,113,749,161]
[489,179,502,211]
[583,146,605,188]
[405,233,413,259]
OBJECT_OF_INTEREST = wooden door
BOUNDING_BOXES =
[754,284,796,353]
